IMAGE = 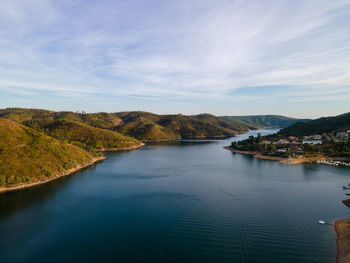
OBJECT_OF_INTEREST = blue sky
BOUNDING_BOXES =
[0,0,350,118]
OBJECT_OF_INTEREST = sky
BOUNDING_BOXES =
[0,0,350,118]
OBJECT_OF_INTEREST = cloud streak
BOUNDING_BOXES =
[0,0,350,116]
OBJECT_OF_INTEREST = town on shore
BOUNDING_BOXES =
[229,129,350,167]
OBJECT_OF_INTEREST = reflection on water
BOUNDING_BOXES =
[0,129,349,263]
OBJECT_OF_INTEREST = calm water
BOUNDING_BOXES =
[0,129,349,263]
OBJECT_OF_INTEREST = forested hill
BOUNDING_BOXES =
[278,112,350,136]
[0,108,251,141]
[0,118,97,188]
[220,115,310,129]
[114,112,249,140]
[0,108,142,151]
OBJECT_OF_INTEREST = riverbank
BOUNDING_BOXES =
[335,219,350,263]
[0,156,106,194]
[224,146,350,165]
[343,199,350,208]
[97,143,145,151]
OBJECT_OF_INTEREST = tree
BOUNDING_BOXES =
[257,133,262,143]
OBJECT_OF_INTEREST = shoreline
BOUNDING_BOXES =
[224,146,349,165]
[0,143,146,194]
[141,136,233,142]
[97,143,145,151]
[0,156,106,194]
[335,219,350,263]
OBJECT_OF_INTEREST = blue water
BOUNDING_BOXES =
[0,129,349,262]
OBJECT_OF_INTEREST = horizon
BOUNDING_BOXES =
[2,106,350,120]
[1,0,350,118]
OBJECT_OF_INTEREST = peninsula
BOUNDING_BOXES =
[226,112,350,167]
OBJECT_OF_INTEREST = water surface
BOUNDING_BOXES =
[0,129,349,262]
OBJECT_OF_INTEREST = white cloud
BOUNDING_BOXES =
[0,0,350,114]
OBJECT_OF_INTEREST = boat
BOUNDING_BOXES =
[318,220,325,224]
[343,186,350,190]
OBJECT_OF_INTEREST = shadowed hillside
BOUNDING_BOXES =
[279,112,350,136]
[220,115,310,128]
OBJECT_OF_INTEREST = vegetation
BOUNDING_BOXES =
[231,134,350,158]
[115,112,250,140]
[220,115,310,129]
[24,119,141,151]
[279,112,350,136]
[0,108,142,150]
[0,118,97,187]
[0,108,255,189]
[0,108,250,141]
[230,112,350,159]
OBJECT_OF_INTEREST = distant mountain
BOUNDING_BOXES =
[114,112,249,140]
[220,115,311,129]
[0,108,251,141]
[278,112,350,136]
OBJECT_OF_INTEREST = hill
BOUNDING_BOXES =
[24,119,142,151]
[279,112,350,136]
[114,112,250,140]
[0,118,101,189]
[0,108,142,150]
[0,109,251,141]
[220,115,310,128]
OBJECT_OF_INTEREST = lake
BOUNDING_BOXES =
[0,129,349,263]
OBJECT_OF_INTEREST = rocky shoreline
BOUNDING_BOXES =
[335,219,350,263]
[224,146,350,165]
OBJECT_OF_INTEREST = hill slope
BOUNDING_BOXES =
[279,112,350,136]
[115,112,249,140]
[24,119,142,151]
[0,108,142,150]
[0,108,251,141]
[220,115,310,128]
[0,118,99,189]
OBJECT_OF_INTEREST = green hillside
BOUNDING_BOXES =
[0,108,142,150]
[0,108,252,141]
[24,119,142,151]
[0,108,123,130]
[115,112,249,140]
[220,115,310,128]
[0,118,97,188]
[279,112,350,136]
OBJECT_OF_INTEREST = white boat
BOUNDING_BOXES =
[318,220,326,224]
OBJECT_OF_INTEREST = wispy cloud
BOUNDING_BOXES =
[0,0,350,116]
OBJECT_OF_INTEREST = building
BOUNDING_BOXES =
[304,135,322,140]
[335,132,349,140]
[303,139,322,145]
[277,139,289,144]
[261,140,271,144]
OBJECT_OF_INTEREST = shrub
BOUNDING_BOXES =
[43,170,51,177]
[22,176,31,182]
[6,175,22,185]
[0,175,6,187]
[63,160,77,170]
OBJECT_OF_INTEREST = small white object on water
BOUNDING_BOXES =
[318,220,326,225]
